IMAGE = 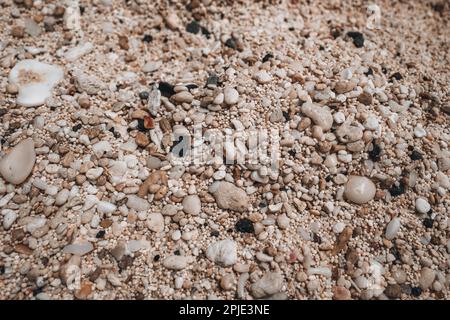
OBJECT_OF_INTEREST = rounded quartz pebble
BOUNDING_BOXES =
[344,176,376,204]
[385,217,401,240]
[0,138,36,185]
[224,86,239,105]
[415,197,431,214]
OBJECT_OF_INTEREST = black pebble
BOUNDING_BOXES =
[389,182,406,197]
[210,230,220,237]
[313,233,322,244]
[158,82,175,98]
[174,249,181,256]
[347,31,364,48]
[137,119,146,132]
[282,111,290,121]
[225,38,237,50]
[72,123,82,132]
[139,91,149,100]
[143,34,153,43]
[206,74,219,87]
[153,254,160,262]
[423,217,433,228]
[288,149,296,157]
[235,218,254,233]
[410,150,423,160]
[390,72,403,81]
[201,26,211,39]
[331,29,341,39]
[186,20,201,34]
[368,143,382,162]
[364,67,374,76]
[411,287,422,297]
[262,53,274,63]
[96,230,106,238]
[0,265,5,274]
[186,84,198,90]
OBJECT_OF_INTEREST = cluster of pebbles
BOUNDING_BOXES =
[0,0,449,300]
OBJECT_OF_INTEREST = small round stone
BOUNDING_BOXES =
[415,197,431,214]
[344,176,376,204]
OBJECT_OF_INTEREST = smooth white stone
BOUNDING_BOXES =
[385,217,401,240]
[344,176,376,204]
[0,138,36,185]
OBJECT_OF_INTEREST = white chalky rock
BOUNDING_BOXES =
[64,0,82,31]
[126,195,150,212]
[85,167,103,180]
[182,195,201,215]
[224,86,239,105]
[0,138,36,185]
[64,42,93,62]
[163,255,190,270]
[251,272,284,298]
[92,141,111,157]
[415,197,431,214]
[2,209,17,230]
[254,70,272,84]
[300,102,333,131]
[206,239,237,266]
[97,201,116,214]
[63,240,94,256]
[147,212,164,232]
[385,217,401,240]
[344,176,376,204]
[9,60,63,107]
[209,181,249,212]
[55,189,70,206]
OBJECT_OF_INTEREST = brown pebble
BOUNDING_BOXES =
[135,132,150,147]
[144,116,155,129]
[88,267,102,282]
[333,286,351,300]
[100,219,113,228]
[357,92,373,105]
[78,96,90,108]
[74,281,92,300]
[384,284,402,299]
[14,244,33,255]
[53,6,65,18]
[118,35,129,50]
[11,26,25,38]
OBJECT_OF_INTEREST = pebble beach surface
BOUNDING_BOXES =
[0,0,449,300]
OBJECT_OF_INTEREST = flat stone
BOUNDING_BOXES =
[126,195,150,212]
[0,138,36,185]
[2,209,17,230]
[209,181,249,212]
[163,255,189,270]
[385,217,401,240]
[63,241,94,256]
[64,42,93,61]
